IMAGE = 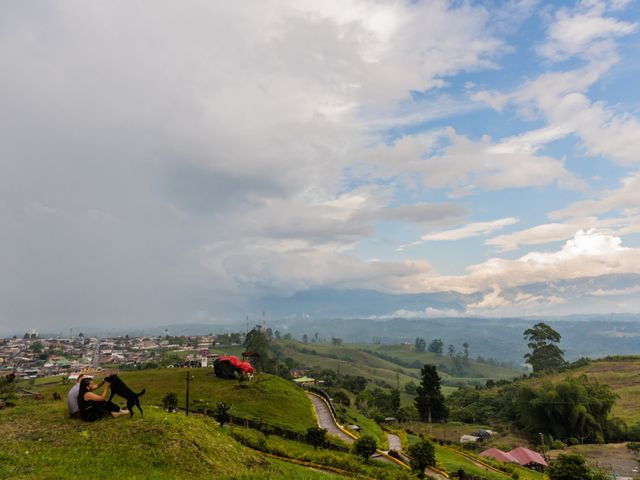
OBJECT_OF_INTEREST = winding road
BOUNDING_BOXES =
[307,393,355,444]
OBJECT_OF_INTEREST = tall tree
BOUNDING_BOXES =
[415,337,426,352]
[352,435,377,462]
[408,438,436,479]
[523,322,565,373]
[415,364,448,423]
[427,338,443,355]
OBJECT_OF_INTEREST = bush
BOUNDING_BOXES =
[305,427,327,450]
[213,402,231,427]
[162,392,178,412]
[352,435,378,462]
[550,439,566,449]
[408,438,436,478]
[546,453,591,480]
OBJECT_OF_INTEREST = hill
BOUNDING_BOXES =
[543,356,640,425]
[0,401,342,479]
[274,339,523,392]
[36,370,317,434]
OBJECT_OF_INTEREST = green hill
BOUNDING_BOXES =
[0,401,343,479]
[543,355,640,424]
[36,370,317,434]
[275,340,523,392]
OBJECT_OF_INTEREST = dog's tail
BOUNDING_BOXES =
[137,388,146,397]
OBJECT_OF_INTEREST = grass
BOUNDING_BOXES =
[230,426,412,479]
[0,399,341,479]
[275,340,523,397]
[540,356,640,424]
[33,369,317,434]
[335,404,387,447]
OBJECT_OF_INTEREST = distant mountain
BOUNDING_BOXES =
[253,288,476,318]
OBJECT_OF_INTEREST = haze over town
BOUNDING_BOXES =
[2,1,640,335]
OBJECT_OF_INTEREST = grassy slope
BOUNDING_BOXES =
[538,356,640,424]
[363,344,523,381]
[276,341,418,387]
[34,370,317,434]
[276,341,523,393]
[0,400,341,480]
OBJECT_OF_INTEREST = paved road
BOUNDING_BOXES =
[307,393,354,444]
[387,433,402,453]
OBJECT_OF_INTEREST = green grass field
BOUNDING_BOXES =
[540,356,640,424]
[275,340,523,395]
[0,400,342,479]
[34,369,317,434]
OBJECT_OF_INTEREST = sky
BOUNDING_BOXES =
[2,0,640,333]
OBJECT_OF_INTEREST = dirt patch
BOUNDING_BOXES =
[548,443,639,478]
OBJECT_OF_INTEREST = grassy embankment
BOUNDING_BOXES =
[542,356,640,424]
[274,340,523,399]
[0,400,344,479]
[34,369,317,434]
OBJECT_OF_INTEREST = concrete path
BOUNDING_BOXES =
[307,393,354,444]
[386,432,402,453]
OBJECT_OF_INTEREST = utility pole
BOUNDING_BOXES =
[185,370,193,416]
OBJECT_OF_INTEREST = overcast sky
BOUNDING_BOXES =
[2,0,640,333]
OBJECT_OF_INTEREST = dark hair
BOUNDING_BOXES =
[78,377,92,406]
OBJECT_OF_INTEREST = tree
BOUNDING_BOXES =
[0,373,16,408]
[524,322,565,373]
[305,427,327,450]
[30,341,43,353]
[302,334,308,344]
[244,328,272,372]
[415,337,426,352]
[415,364,448,422]
[462,342,470,365]
[162,392,178,412]
[352,435,377,462]
[447,344,456,358]
[427,339,443,355]
[331,337,343,346]
[408,438,436,478]
[214,402,231,427]
[332,390,351,407]
[546,453,592,480]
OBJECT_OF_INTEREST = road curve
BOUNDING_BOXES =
[307,393,354,444]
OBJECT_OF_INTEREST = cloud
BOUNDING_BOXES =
[0,1,512,329]
[422,217,520,241]
[367,128,586,196]
[591,285,640,296]
[537,0,637,61]
[376,203,467,225]
[415,230,640,296]
[550,174,640,219]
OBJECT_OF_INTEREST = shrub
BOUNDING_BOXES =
[408,438,436,479]
[550,439,566,449]
[213,402,231,427]
[305,427,327,450]
[161,392,178,412]
[352,435,377,462]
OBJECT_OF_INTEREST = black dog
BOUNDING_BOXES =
[105,374,145,417]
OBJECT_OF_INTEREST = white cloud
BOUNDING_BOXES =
[550,174,640,219]
[367,128,586,195]
[537,0,636,61]
[0,1,512,328]
[413,230,640,295]
[422,217,520,241]
[592,285,640,296]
